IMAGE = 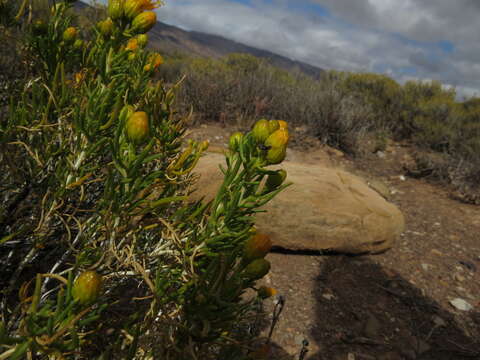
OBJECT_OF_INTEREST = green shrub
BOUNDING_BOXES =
[0,1,291,358]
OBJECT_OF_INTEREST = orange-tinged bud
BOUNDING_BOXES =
[244,233,272,261]
[126,38,138,51]
[251,119,271,144]
[131,11,156,34]
[277,120,288,130]
[229,131,243,151]
[268,119,280,134]
[143,63,152,71]
[126,111,150,144]
[257,286,277,299]
[265,169,287,190]
[63,27,77,43]
[98,18,114,37]
[266,145,286,165]
[72,271,103,305]
[108,0,124,20]
[242,259,271,281]
[149,52,163,68]
[137,34,148,47]
[265,128,289,148]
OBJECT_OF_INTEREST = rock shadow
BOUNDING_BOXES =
[306,255,480,360]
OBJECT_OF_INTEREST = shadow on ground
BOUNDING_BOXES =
[303,255,480,360]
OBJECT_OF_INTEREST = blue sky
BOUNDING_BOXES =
[90,0,480,99]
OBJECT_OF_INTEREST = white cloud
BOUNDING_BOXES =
[90,0,480,99]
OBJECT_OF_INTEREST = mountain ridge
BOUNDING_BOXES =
[76,1,323,77]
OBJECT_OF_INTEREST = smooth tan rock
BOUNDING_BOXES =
[192,152,405,254]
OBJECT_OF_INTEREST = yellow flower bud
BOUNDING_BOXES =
[124,0,162,19]
[277,120,288,130]
[72,271,103,305]
[73,39,84,50]
[136,33,148,47]
[251,119,271,144]
[265,169,287,190]
[265,128,289,148]
[126,38,138,51]
[228,131,243,151]
[150,52,163,68]
[243,233,272,262]
[266,145,286,165]
[268,119,280,134]
[126,111,150,144]
[199,140,210,152]
[242,259,271,281]
[124,0,143,19]
[107,0,125,20]
[63,27,77,43]
[131,11,157,34]
[128,52,136,61]
[257,286,277,299]
[98,18,114,37]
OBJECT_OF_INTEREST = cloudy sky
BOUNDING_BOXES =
[94,0,480,99]
[152,0,480,95]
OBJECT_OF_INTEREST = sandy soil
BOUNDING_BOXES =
[187,123,480,360]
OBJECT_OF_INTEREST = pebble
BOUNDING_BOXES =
[454,273,465,282]
[399,175,406,181]
[432,315,446,327]
[421,263,430,271]
[322,293,335,301]
[450,298,473,311]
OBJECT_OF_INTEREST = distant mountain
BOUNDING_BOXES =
[76,1,323,78]
[148,22,324,78]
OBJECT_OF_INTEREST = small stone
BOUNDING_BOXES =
[430,249,443,256]
[432,315,446,327]
[399,175,406,181]
[421,263,430,271]
[347,353,355,360]
[376,151,386,158]
[434,222,441,226]
[322,293,335,301]
[450,298,473,311]
[454,273,465,282]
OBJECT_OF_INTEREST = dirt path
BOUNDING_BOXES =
[187,124,480,360]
